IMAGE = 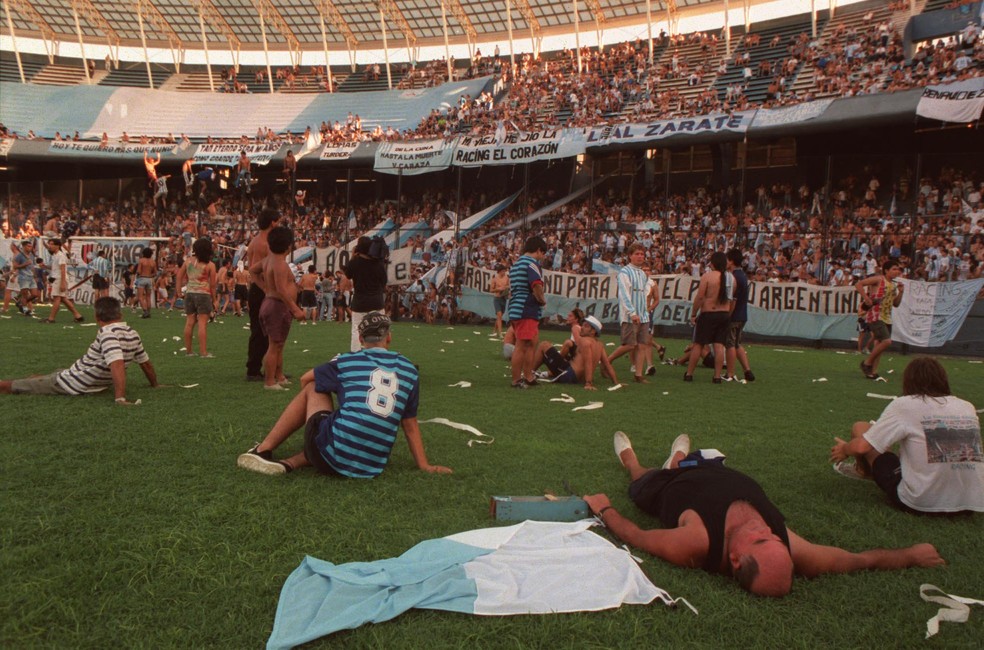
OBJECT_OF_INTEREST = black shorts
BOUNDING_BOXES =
[92,275,109,290]
[234,285,248,302]
[299,290,317,308]
[725,321,745,349]
[303,411,340,476]
[124,287,135,299]
[543,346,572,376]
[694,311,730,346]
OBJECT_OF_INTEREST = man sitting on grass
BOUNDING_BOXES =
[830,356,982,514]
[583,432,944,598]
[532,315,619,390]
[237,312,452,478]
[0,297,159,405]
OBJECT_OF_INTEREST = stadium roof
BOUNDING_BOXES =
[2,0,739,54]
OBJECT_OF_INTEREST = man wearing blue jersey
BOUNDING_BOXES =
[610,244,651,384]
[507,236,548,388]
[237,312,452,478]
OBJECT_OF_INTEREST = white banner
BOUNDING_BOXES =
[318,141,360,161]
[750,99,835,128]
[192,142,281,167]
[583,110,756,146]
[374,138,454,175]
[0,138,14,157]
[452,128,586,167]
[916,78,984,123]
[892,278,984,347]
[314,246,414,285]
[48,141,176,157]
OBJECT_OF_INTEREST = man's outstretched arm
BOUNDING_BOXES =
[583,494,704,568]
[787,529,944,578]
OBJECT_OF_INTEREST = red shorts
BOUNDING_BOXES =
[513,318,540,341]
[259,297,293,343]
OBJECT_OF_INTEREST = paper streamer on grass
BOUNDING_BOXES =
[920,584,984,638]
[550,394,576,403]
[773,349,803,353]
[448,381,472,388]
[572,402,604,412]
[812,378,828,383]
[180,384,199,389]
[607,384,623,392]
[79,323,96,327]
[419,417,493,447]
[867,393,897,401]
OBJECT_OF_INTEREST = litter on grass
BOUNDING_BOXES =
[970,360,983,364]
[172,336,181,341]
[572,402,604,412]
[419,417,494,447]
[874,376,888,383]
[662,392,669,395]
[607,384,623,392]
[79,323,96,327]
[867,393,897,400]
[180,384,199,389]
[448,381,472,388]
[550,394,576,403]
[812,378,828,383]
[443,340,455,344]
[920,584,984,639]
[773,349,803,353]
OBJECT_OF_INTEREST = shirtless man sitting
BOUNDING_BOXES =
[584,432,945,597]
[532,316,619,389]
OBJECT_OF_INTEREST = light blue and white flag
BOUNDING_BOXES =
[267,520,691,650]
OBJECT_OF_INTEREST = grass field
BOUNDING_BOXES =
[2,306,983,649]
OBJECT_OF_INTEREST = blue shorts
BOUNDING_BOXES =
[135,277,154,290]
[555,367,578,384]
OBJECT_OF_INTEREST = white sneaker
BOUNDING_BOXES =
[832,460,867,480]
[613,431,633,467]
[662,434,691,469]
[237,447,287,475]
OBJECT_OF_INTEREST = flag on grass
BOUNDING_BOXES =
[267,520,692,649]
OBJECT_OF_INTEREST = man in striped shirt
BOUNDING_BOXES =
[506,236,548,389]
[612,244,651,384]
[1,297,159,405]
[237,312,452,478]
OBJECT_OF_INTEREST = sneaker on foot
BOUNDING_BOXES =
[613,431,633,467]
[511,379,528,389]
[662,434,691,469]
[832,460,867,480]
[645,366,656,377]
[744,370,755,382]
[237,445,288,475]
[683,373,693,382]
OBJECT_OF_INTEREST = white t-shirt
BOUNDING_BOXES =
[864,395,983,512]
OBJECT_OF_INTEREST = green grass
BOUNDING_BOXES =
[1,306,983,648]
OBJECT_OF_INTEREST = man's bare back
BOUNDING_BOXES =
[695,270,730,313]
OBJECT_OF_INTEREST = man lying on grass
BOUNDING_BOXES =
[583,432,944,598]
[0,297,159,405]
[237,311,452,477]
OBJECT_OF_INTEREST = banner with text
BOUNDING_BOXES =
[314,246,414,285]
[192,143,281,167]
[916,78,984,123]
[374,138,454,175]
[48,140,177,157]
[892,278,984,347]
[318,141,360,161]
[584,110,756,147]
[452,128,586,167]
[459,266,878,341]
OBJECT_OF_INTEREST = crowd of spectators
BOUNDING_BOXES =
[4,163,982,308]
[1,6,980,147]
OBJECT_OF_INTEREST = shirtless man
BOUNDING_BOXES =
[143,151,161,184]
[584,432,944,598]
[135,247,158,318]
[232,263,248,317]
[182,159,195,197]
[245,209,282,381]
[250,226,304,389]
[335,270,352,322]
[298,265,319,322]
[489,264,510,337]
[237,150,252,210]
[533,316,619,389]
[684,251,734,383]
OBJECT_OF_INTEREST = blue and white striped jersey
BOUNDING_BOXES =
[312,348,420,478]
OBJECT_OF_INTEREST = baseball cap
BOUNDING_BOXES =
[584,315,603,334]
[358,311,391,342]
